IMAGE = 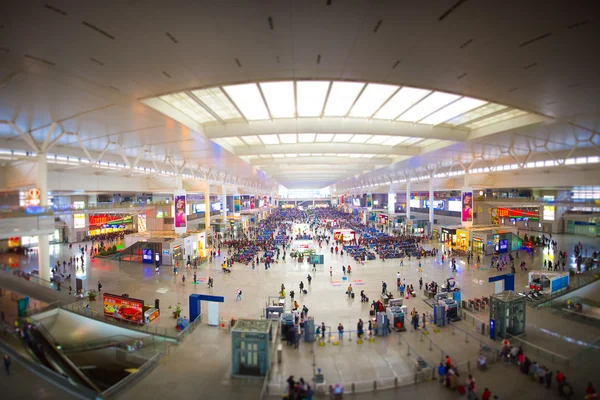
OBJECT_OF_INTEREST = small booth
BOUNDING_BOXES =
[455,229,470,250]
[492,230,522,254]
[231,319,272,377]
[489,291,526,340]
[528,271,569,294]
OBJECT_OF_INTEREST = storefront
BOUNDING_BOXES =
[470,231,494,255]
[456,229,469,250]
[441,227,458,246]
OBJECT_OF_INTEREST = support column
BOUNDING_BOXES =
[37,155,50,281]
[405,182,411,226]
[204,184,211,229]
[221,185,227,220]
[428,179,434,235]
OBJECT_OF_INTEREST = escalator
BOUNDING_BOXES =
[17,322,101,393]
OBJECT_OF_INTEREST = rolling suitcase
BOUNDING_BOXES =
[370,309,375,316]
[303,289,307,294]
[457,385,466,395]
[351,292,355,299]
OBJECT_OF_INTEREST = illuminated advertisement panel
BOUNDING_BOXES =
[103,293,144,324]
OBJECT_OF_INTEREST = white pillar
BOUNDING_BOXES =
[175,175,183,190]
[204,184,211,229]
[221,185,227,220]
[387,192,396,215]
[37,155,50,281]
[405,182,411,223]
[428,179,434,226]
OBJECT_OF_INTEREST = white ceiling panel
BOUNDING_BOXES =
[397,92,461,122]
[222,83,270,120]
[296,81,330,117]
[332,134,354,142]
[259,81,295,118]
[259,134,280,145]
[242,135,263,146]
[323,81,365,116]
[278,133,297,144]
[298,133,316,143]
[349,83,399,118]
[315,133,335,142]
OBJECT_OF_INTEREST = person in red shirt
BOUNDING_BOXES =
[445,355,452,369]
[482,388,492,400]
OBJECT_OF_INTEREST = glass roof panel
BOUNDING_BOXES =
[414,139,440,147]
[349,135,371,144]
[160,93,216,123]
[373,87,431,120]
[349,84,399,118]
[298,133,316,143]
[466,109,528,129]
[259,81,295,118]
[296,81,330,117]
[272,154,285,158]
[278,133,297,144]
[444,103,509,126]
[259,134,280,145]
[315,133,334,142]
[420,97,487,125]
[332,134,353,142]
[403,137,426,146]
[397,92,460,122]
[190,88,242,120]
[222,83,270,120]
[242,135,262,146]
[223,137,246,147]
[323,81,365,116]
[381,136,410,146]
[365,135,389,145]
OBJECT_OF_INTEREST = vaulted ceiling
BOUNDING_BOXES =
[0,0,599,190]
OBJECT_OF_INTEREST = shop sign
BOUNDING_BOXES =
[497,208,539,221]
[103,293,144,324]
[149,308,160,322]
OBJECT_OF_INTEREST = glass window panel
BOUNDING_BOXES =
[296,81,330,117]
[190,88,242,120]
[278,133,297,144]
[259,81,295,118]
[223,137,245,147]
[272,154,285,158]
[160,93,216,123]
[349,135,371,144]
[444,103,508,126]
[373,87,431,120]
[222,83,270,120]
[259,134,280,145]
[349,83,399,117]
[420,97,487,125]
[397,92,460,122]
[315,133,334,142]
[298,133,316,143]
[242,135,262,145]
[403,137,426,146]
[332,134,353,142]
[323,81,365,116]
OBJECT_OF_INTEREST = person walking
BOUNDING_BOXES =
[236,288,242,301]
[382,281,387,294]
[97,280,102,293]
[368,320,373,337]
[329,266,333,277]
[419,277,423,290]
[193,272,197,284]
[321,322,326,340]
[337,323,344,340]
[182,274,186,285]
[3,354,10,376]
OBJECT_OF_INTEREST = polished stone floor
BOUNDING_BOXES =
[2,231,599,399]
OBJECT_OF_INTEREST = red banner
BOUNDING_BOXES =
[89,214,122,226]
[103,293,144,324]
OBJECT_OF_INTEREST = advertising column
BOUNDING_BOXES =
[366,193,373,210]
[461,188,473,227]
[174,190,187,234]
[233,194,241,216]
[387,192,396,215]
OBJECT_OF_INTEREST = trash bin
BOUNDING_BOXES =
[155,299,160,310]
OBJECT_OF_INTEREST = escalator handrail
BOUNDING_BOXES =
[19,319,102,393]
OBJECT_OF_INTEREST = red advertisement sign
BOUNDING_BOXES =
[89,214,122,226]
[103,293,144,324]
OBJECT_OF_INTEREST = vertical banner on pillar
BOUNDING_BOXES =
[174,190,187,234]
[250,195,255,209]
[388,193,396,215]
[461,188,473,227]
[366,193,373,210]
[233,194,241,215]
[341,195,345,205]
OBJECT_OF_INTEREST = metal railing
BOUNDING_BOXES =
[504,333,570,369]
[101,352,162,398]
[535,274,596,308]
[260,321,279,400]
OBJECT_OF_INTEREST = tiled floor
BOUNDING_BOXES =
[3,232,599,399]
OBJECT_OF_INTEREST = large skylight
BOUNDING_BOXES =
[466,109,528,129]
[443,103,508,127]
[349,84,398,118]
[222,83,270,120]
[242,135,262,146]
[278,133,297,144]
[397,92,460,122]
[259,81,295,118]
[297,81,330,117]
[373,87,431,120]
[316,133,335,142]
[420,97,487,125]
[324,81,364,116]
[160,93,216,123]
[332,134,354,142]
[259,134,280,145]
[190,88,242,121]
